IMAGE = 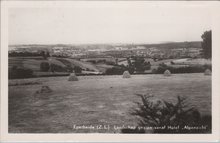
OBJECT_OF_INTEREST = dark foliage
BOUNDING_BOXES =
[40,62,50,72]
[153,64,211,74]
[105,60,116,65]
[133,57,151,72]
[9,66,34,79]
[129,94,211,133]
[40,51,50,59]
[87,60,97,64]
[105,66,126,75]
[201,30,212,59]
[127,57,151,73]
[52,55,68,58]
[73,66,82,73]
[9,51,41,57]
[50,64,67,72]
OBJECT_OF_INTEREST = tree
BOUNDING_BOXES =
[40,51,49,59]
[46,51,50,57]
[201,30,212,59]
[73,66,82,73]
[132,57,151,73]
[126,57,135,74]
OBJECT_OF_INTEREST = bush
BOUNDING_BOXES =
[40,62,50,72]
[126,94,211,133]
[9,66,34,79]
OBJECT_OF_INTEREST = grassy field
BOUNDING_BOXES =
[9,73,211,133]
[9,57,101,77]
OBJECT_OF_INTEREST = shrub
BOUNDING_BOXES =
[40,62,50,72]
[9,66,34,79]
[125,94,211,133]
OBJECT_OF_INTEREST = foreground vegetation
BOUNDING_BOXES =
[122,95,211,133]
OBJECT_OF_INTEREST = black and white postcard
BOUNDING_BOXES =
[1,1,220,142]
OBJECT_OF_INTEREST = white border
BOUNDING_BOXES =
[1,1,220,142]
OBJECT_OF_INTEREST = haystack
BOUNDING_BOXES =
[68,73,78,81]
[164,69,171,76]
[122,71,131,78]
[204,69,211,75]
[36,86,52,94]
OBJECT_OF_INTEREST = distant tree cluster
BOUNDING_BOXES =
[105,66,126,75]
[9,51,41,57]
[153,63,211,74]
[201,30,212,59]
[9,50,51,58]
[105,56,151,75]
[73,66,82,73]
[40,51,50,59]
[127,57,151,73]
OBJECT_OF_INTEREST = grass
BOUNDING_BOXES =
[9,73,211,133]
[66,58,99,71]
[9,57,47,71]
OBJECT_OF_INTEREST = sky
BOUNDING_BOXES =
[9,2,211,45]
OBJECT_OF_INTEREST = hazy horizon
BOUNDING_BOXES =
[9,2,211,45]
[9,40,203,47]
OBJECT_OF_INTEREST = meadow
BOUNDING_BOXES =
[9,73,211,133]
